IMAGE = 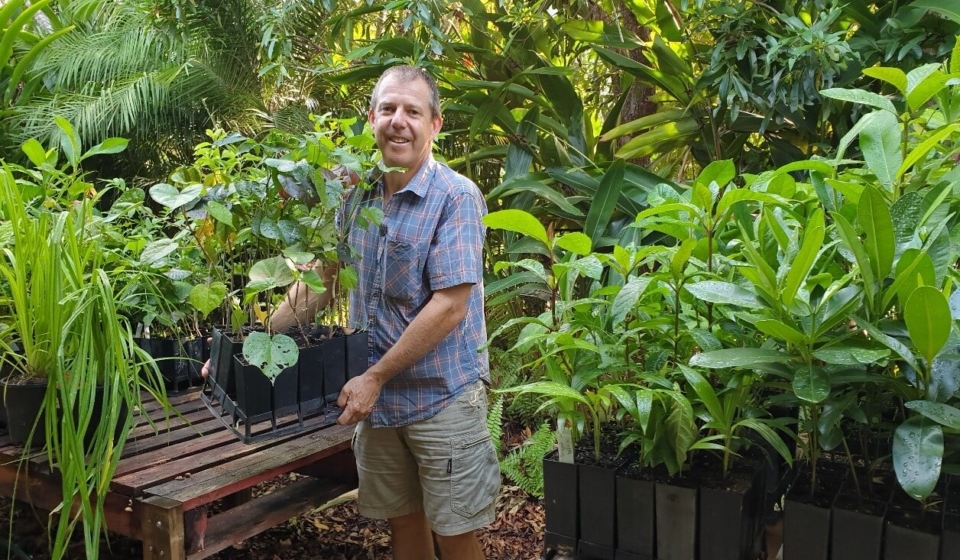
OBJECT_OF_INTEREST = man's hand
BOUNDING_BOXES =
[336,372,384,425]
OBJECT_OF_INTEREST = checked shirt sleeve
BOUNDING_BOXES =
[426,188,486,291]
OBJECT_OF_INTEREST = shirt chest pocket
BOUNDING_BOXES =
[382,240,421,301]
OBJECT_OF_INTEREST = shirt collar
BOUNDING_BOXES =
[390,156,435,199]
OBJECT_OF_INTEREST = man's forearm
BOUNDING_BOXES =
[271,266,337,332]
[365,283,472,384]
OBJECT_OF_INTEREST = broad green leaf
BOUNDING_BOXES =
[696,160,736,191]
[930,352,960,403]
[554,232,592,256]
[715,189,787,218]
[904,286,951,366]
[300,270,327,295]
[150,183,202,210]
[689,348,791,369]
[584,159,625,243]
[683,281,763,309]
[283,250,315,266]
[670,238,696,277]
[754,320,805,345]
[139,239,178,267]
[893,249,935,311]
[907,69,949,112]
[860,110,902,191]
[206,200,233,227]
[792,364,831,404]
[898,124,960,178]
[249,256,295,288]
[783,209,824,309]
[813,347,890,365]
[54,115,80,167]
[858,186,895,281]
[83,137,128,158]
[893,416,942,500]
[189,282,227,318]
[600,109,687,142]
[560,20,643,47]
[821,88,897,114]
[611,276,652,326]
[854,315,921,373]
[679,365,724,427]
[242,332,299,383]
[833,213,877,306]
[736,418,794,467]
[863,67,907,95]
[905,400,960,430]
[21,138,47,167]
[484,209,549,247]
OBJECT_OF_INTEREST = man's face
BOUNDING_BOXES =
[368,74,442,175]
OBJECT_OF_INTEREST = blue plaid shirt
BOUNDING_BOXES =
[345,157,489,427]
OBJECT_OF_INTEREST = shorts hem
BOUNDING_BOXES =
[430,510,497,537]
[357,503,423,521]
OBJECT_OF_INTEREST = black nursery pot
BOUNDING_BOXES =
[321,335,347,403]
[543,450,579,555]
[2,379,46,446]
[232,355,274,425]
[298,343,325,415]
[655,477,698,560]
[782,465,838,560]
[698,461,766,560]
[578,456,625,560]
[830,473,887,560]
[615,465,656,560]
[883,488,940,560]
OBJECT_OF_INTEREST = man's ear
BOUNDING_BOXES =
[368,109,376,125]
[432,115,443,136]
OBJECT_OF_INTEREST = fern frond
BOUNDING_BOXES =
[500,422,554,499]
[487,394,504,459]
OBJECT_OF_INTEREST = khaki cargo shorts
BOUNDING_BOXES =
[352,381,501,536]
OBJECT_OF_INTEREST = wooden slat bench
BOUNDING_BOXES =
[0,388,356,560]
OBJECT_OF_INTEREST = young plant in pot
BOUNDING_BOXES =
[0,129,167,560]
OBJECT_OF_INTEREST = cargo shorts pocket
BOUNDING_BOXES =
[450,432,500,517]
[383,240,419,301]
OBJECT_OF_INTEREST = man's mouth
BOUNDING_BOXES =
[389,137,410,144]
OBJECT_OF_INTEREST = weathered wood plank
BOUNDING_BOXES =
[147,423,353,510]
[186,477,355,560]
[141,495,186,560]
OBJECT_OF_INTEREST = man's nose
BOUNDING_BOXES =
[390,110,406,127]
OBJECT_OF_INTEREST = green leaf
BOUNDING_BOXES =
[54,115,81,168]
[905,400,960,430]
[82,137,128,159]
[910,0,960,25]
[611,276,652,326]
[898,124,960,178]
[858,186,895,281]
[821,88,897,114]
[300,270,327,295]
[906,67,949,112]
[696,160,736,191]
[688,348,791,369]
[249,256,295,288]
[149,183,202,210]
[679,365,724,426]
[863,67,907,95]
[893,416,942,500]
[683,281,763,309]
[560,20,642,47]
[854,315,921,373]
[904,286,951,366]
[242,332,299,383]
[813,347,890,365]
[554,232,592,256]
[21,138,47,168]
[754,319,806,345]
[139,239,178,267]
[860,110,903,191]
[833,213,877,306]
[584,159,625,243]
[206,200,233,227]
[783,209,825,309]
[189,282,227,319]
[792,364,831,404]
[484,209,549,247]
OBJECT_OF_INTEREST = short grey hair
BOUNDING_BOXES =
[369,65,441,119]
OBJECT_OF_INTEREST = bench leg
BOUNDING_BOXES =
[140,496,186,560]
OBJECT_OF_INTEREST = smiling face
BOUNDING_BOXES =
[368,73,442,189]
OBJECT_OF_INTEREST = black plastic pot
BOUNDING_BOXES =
[298,343,325,415]
[207,328,242,418]
[883,488,940,560]
[831,474,887,560]
[615,469,655,559]
[321,335,347,403]
[2,379,46,446]
[782,465,836,560]
[543,451,578,555]
[655,479,697,560]
[233,356,299,427]
[698,462,766,560]
[345,330,368,380]
[578,460,621,559]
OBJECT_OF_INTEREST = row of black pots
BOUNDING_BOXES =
[784,463,955,560]
[543,451,768,560]
[134,336,207,391]
[0,379,128,448]
[204,327,367,442]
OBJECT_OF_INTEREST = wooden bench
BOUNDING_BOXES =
[0,388,357,560]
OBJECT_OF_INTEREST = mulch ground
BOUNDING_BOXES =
[0,477,544,560]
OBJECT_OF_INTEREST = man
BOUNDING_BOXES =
[261,65,499,560]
